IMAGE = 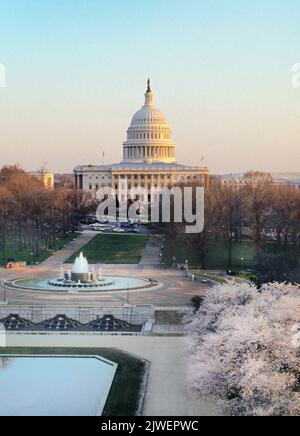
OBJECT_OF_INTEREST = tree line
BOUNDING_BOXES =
[0,166,92,262]
[163,171,300,281]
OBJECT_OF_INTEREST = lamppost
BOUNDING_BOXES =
[1,280,6,303]
[30,252,34,266]
[240,257,244,272]
[127,284,130,306]
[0,268,6,303]
[185,259,189,277]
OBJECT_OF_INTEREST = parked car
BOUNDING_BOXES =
[89,223,101,229]
[113,228,125,233]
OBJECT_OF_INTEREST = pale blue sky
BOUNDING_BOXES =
[0,0,300,173]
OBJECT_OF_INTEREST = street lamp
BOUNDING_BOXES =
[240,257,244,272]
[185,259,189,277]
[0,270,6,303]
[1,282,6,303]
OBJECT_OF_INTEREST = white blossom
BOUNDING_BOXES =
[186,282,300,416]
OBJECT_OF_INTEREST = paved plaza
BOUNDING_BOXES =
[0,232,209,307]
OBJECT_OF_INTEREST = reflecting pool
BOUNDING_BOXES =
[0,356,117,416]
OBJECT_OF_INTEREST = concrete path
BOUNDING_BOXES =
[5,333,219,416]
[40,231,95,267]
[140,235,162,266]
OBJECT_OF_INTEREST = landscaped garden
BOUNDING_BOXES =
[0,347,147,416]
[65,234,149,264]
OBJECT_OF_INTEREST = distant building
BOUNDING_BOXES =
[271,173,300,187]
[74,80,210,198]
[217,174,257,189]
[217,173,300,188]
[29,168,54,190]
[54,173,75,189]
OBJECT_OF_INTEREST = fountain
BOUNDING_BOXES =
[47,253,115,290]
[8,252,156,293]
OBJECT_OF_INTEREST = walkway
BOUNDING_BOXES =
[40,231,95,268]
[139,235,162,266]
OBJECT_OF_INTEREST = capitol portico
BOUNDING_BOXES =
[74,80,210,196]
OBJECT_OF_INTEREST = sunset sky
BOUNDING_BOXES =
[0,0,300,174]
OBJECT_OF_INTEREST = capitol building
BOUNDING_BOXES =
[74,80,210,198]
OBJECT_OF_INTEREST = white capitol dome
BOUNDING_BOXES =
[122,80,176,164]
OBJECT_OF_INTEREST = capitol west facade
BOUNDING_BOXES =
[74,80,210,198]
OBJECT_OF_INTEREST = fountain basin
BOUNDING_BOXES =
[9,276,156,293]
[6,253,159,294]
[47,277,115,289]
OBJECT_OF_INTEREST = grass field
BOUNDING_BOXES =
[162,235,202,267]
[0,347,147,416]
[0,232,80,267]
[205,240,256,270]
[162,235,300,270]
[65,233,149,264]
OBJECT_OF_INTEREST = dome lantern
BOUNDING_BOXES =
[145,78,154,106]
[122,80,176,164]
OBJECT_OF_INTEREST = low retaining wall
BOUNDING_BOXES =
[0,305,155,325]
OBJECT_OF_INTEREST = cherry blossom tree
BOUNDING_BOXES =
[187,282,300,416]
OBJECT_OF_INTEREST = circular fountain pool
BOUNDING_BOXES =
[7,253,157,293]
[11,275,153,293]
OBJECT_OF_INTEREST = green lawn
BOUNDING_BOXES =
[0,232,80,267]
[65,233,150,264]
[162,235,202,267]
[205,240,256,270]
[0,347,147,416]
[162,235,300,270]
